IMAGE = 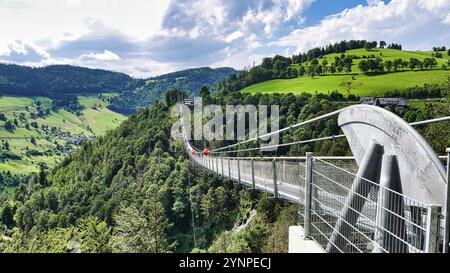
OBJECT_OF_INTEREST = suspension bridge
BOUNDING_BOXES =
[180,103,450,253]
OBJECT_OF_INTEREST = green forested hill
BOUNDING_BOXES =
[0,63,238,115]
[0,64,133,97]
[0,98,282,253]
[217,41,449,97]
[109,67,238,114]
[0,102,199,252]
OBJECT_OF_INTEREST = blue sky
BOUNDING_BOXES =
[0,0,449,77]
[303,0,390,26]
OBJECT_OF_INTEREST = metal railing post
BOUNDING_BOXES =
[425,205,442,253]
[304,152,313,238]
[272,159,278,199]
[228,158,231,179]
[221,157,224,177]
[216,157,219,178]
[237,158,241,184]
[444,148,450,253]
[327,140,383,253]
[251,159,255,190]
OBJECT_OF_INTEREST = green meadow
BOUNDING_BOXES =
[242,70,448,96]
[242,48,449,96]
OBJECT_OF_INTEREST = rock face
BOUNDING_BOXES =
[233,210,257,232]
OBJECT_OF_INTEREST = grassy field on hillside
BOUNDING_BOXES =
[243,48,450,96]
[290,48,450,72]
[0,94,126,175]
[242,70,448,96]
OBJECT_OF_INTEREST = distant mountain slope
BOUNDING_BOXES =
[109,67,238,114]
[0,64,238,114]
[0,64,133,97]
[0,94,126,175]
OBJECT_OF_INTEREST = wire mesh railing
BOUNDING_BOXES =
[309,158,435,253]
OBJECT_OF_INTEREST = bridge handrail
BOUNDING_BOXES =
[210,108,345,152]
[207,155,448,160]
[207,104,450,154]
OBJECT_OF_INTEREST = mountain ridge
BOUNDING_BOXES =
[0,63,133,97]
[0,63,239,114]
[109,67,239,114]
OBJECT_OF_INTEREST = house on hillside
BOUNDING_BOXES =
[360,97,406,113]
[184,98,194,107]
[374,98,406,108]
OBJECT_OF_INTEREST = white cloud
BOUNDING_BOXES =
[0,40,50,62]
[236,0,315,35]
[443,13,450,25]
[79,50,121,61]
[275,0,450,52]
[224,31,244,43]
[418,0,450,12]
[156,0,314,72]
[66,0,81,6]
[0,0,170,48]
[366,0,383,6]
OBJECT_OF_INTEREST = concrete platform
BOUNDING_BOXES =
[288,226,325,253]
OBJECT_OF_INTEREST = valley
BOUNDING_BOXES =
[0,65,235,177]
